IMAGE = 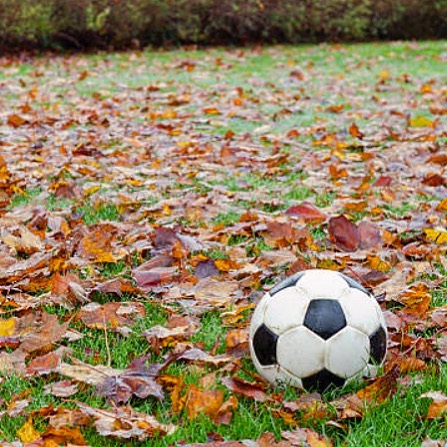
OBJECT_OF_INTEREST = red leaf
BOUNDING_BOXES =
[372,176,392,187]
[328,215,360,252]
[422,173,446,187]
[285,202,327,223]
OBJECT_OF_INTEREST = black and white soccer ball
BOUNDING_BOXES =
[249,269,387,392]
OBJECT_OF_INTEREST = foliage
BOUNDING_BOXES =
[1,41,447,446]
[1,0,447,49]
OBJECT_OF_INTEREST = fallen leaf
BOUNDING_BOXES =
[349,122,364,139]
[328,215,360,252]
[20,312,67,354]
[283,427,334,446]
[44,380,79,398]
[424,228,447,244]
[220,376,269,402]
[420,391,447,419]
[427,154,447,166]
[80,302,145,331]
[58,361,123,386]
[177,348,233,366]
[78,225,120,263]
[185,385,224,420]
[7,114,28,127]
[27,347,68,376]
[2,226,43,255]
[95,360,165,404]
[37,426,87,446]
[285,202,327,223]
[77,402,177,440]
[357,366,399,403]
[17,419,41,443]
[397,282,431,315]
[0,318,15,336]
[225,328,249,357]
[358,221,382,249]
[420,438,446,447]
[409,115,435,127]
[194,278,240,306]
[422,173,445,187]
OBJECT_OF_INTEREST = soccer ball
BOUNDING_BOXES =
[249,269,387,392]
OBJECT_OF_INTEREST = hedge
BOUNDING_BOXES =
[1,0,447,49]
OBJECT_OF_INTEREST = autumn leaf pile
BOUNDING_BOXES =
[0,42,446,446]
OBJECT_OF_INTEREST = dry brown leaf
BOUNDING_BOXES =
[420,391,447,419]
[283,427,334,446]
[80,302,145,331]
[77,402,177,440]
[20,312,67,354]
[58,361,123,386]
[397,282,431,315]
[194,278,240,306]
[177,348,233,366]
[356,366,399,404]
[44,380,79,398]
[185,385,225,420]
[2,226,43,255]
[27,347,68,376]
[0,349,26,374]
[220,376,269,402]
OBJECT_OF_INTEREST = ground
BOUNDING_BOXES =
[0,41,446,446]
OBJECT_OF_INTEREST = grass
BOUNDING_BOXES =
[2,40,447,446]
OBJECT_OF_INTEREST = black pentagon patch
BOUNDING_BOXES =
[369,326,387,364]
[304,299,346,340]
[338,272,371,295]
[269,272,306,296]
[302,369,345,392]
[252,324,278,366]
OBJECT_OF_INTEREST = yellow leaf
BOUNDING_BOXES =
[424,228,447,245]
[17,419,40,443]
[367,255,391,273]
[0,318,15,336]
[409,116,434,128]
[437,198,447,212]
[84,185,101,197]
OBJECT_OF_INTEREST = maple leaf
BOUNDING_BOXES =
[77,403,177,440]
[185,384,225,420]
[420,391,447,419]
[80,301,145,332]
[95,359,165,404]
[20,312,68,354]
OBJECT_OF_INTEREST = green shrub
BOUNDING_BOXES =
[0,0,447,49]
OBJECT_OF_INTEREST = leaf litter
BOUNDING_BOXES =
[0,42,447,446]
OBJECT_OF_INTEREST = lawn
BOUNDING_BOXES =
[0,41,447,447]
